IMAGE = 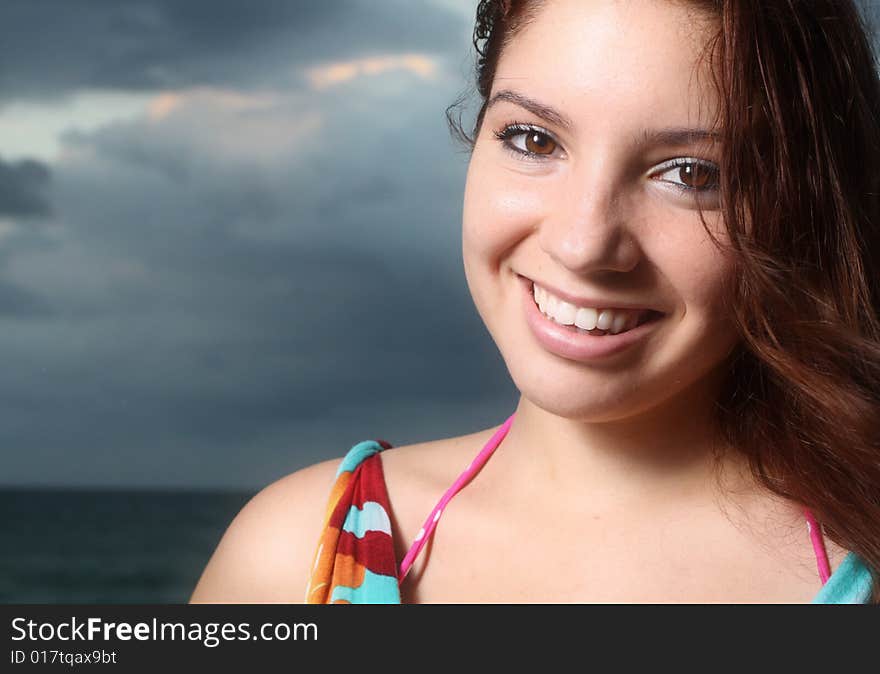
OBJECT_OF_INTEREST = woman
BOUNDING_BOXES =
[191,0,880,603]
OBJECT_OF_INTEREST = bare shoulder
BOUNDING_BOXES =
[189,457,342,604]
[380,424,501,496]
[189,425,503,604]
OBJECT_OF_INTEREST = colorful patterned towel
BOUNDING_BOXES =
[305,439,401,604]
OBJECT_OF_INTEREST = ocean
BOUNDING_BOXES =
[0,488,254,603]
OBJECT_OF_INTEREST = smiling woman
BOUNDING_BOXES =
[190,0,880,604]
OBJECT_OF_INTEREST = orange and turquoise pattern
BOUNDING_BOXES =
[305,439,401,604]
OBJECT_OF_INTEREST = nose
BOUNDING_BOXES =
[537,175,641,276]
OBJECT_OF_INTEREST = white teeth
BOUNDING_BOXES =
[574,307,598,330]
[532,283,646,334]
[554,300,577,325]
[595,309,614,331]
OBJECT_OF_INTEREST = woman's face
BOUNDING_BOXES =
[462,0,739,421]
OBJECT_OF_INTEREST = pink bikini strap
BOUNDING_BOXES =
[397,411,833,587]
[803,507,832,584]
[398,413,516,582]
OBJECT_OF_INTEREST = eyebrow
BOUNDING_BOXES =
[487,89,576,131]
[486,88,721,147]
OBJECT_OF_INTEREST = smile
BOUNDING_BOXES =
[532,282,659,336]
[520,276,665,362]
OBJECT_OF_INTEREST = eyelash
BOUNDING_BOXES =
[492,121,720,195]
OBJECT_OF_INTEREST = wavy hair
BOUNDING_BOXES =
[447,0,880,602]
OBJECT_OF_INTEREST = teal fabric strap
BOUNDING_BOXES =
[335,439,386,478]
[812,552,873,604]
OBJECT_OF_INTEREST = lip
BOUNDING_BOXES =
[519,275,665,362]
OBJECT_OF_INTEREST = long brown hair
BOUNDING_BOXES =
[448,0,880,602]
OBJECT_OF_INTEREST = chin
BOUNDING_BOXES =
[511,367,666,423]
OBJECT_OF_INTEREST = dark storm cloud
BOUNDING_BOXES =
[46,85,500,412]
[0,0,469,102]
[0,64,517,488]
[0,278,51,316]
[0,157,51,216]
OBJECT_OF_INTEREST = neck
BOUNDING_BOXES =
[494,366,757,513]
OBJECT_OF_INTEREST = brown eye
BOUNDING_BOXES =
[523,130,557,156]
[654,159,720,194]
[678,163,715,189]
[493,124,561,160]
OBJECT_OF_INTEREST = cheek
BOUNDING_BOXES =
[462,155,548,264]
[656,212,735,313]
[673,249,738,351]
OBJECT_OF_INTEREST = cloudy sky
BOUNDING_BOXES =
[1,1,878,489]
[0,0,523,489]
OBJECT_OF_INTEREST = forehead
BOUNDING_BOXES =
[492,0,720,131]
